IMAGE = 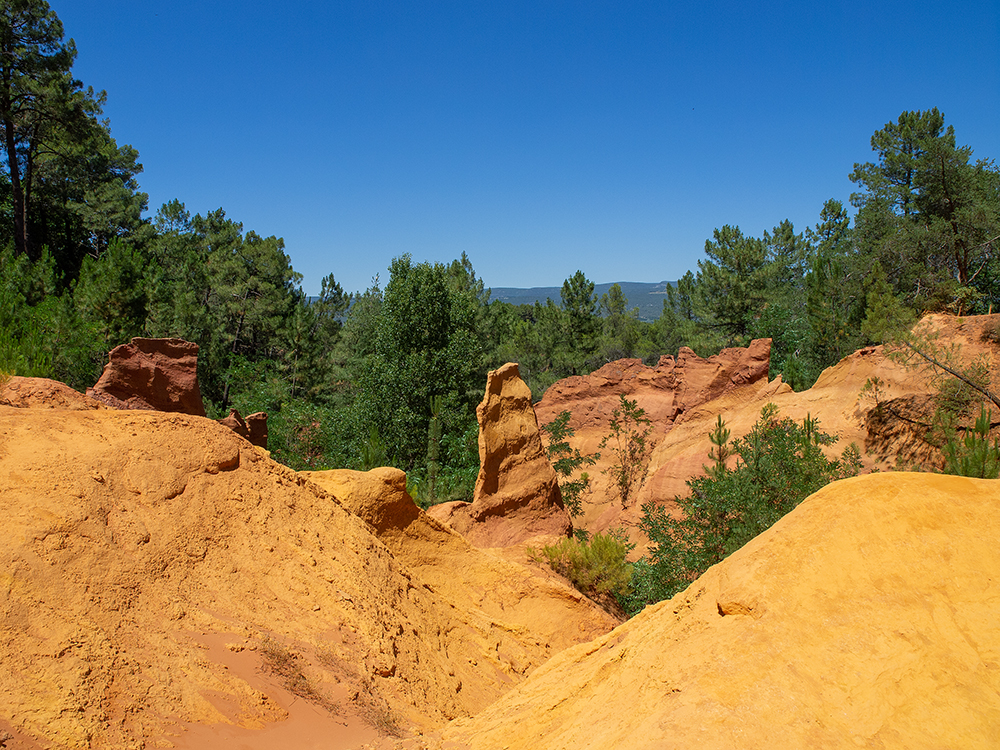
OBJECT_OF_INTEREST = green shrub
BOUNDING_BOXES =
[407,419,479,508]
[626,405,861,615]
[532,529,634,615]
[939,405,1000,479]
[542,410,599,533]
[981,319,1000,345]
[407,463,478,509]
[599,395,653,509]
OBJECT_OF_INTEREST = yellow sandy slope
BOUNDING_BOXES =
[0,403,615,748]
[432,473,1000,750]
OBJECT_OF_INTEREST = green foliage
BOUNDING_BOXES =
[802,199,866,373]
[407,419,479,508]
[542,410,599,521]
[74,239,149,347]
[330,275,382,400]
[224,356,352,470]
[939,406,1000,479]
[627,406,862,615]
[597,283,646,363]
[0,244,54,375]
[0,0,148,275]
[561,269,599,354]
[981,319,1000,345]
[354,254,486,469]
[359,426,389,471]
[0,244,103,386]
[879,324,1000,474]
[531,529,634,614]
[599,395,653,508]
[697,225,770,343]
[860,261,915,344]
[485,270,608,399]
[425,395,444,504]
[850,108,1000,313]
[936,356,991,417]
[885,326,1000,418]
[705,414,731,479]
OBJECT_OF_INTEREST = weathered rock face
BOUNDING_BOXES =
[86,338,269,448]
[218,408,269,449]
[245,411,268,448]
[87,337,206,416]
[536,339,774,437]
[427,363,570,548]
[432,472,1000,750]
[307,467,421,536]
[532,341,776,541]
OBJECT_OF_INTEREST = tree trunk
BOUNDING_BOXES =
[2,112,27,259]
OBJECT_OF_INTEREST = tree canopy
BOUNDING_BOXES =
[0,1,998,504]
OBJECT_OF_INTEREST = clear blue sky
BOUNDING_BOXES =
[54,1,999,296]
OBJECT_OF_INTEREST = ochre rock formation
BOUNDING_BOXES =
[432,472,1000,750]
[0,401,614,747]
[535,316,1000,545]
[304,467,617,661]
[532,340,777,541]
[218,408,269,449]
[1,375,105,410]
[87,337,206,415]
[536,338,774,438]
[306,466,420,536]
[245,411,268,448]
[427,362,570,547]
[637,314,1000,518]
[87,337,270,448]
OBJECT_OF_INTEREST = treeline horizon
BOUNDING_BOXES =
[1,1,998,505]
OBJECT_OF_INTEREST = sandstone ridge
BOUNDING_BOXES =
[537,338,774,437]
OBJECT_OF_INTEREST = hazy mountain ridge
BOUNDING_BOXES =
[489,281,673,322]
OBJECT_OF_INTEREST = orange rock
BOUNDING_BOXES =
[535,315,1000,547]
[245,411,268,449]
[533,341,775,543]
[304,466,618,682]
[217,408,269,449]
[434,472,1000,750]
[87,337,206,415]
[428,363,570,547]
[306,467,420,535]
[536,339,773,438]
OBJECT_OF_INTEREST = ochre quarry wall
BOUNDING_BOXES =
[535,314,1000,546]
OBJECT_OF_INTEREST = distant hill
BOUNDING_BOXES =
[488,281,673,322]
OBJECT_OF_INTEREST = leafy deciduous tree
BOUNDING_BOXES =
[599,395,654,509]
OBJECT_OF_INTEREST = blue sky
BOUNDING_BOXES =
[54,1,999,296]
